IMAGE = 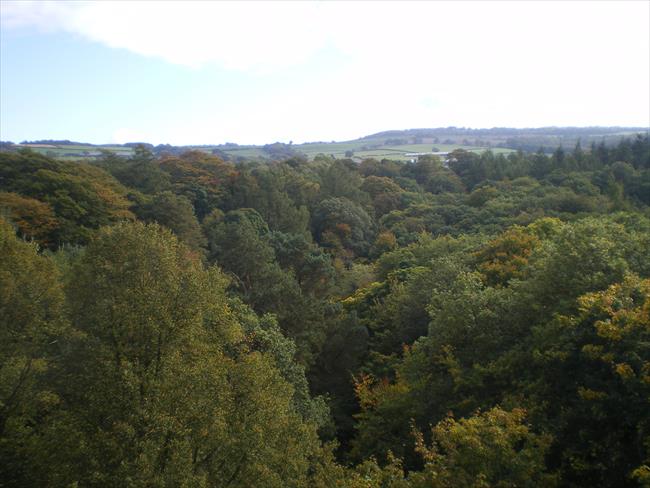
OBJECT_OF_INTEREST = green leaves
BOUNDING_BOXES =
[134,191,206,252]
[0,217,68,485]
[313,197,376,259]
[528,275,650,486]
[0,221,334,486]
[343,214,650,486]
[0,151,133,246]
[411,408,556,488]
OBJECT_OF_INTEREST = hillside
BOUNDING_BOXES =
[3,126,647,162]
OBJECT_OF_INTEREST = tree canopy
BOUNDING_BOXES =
[2,134,649,486]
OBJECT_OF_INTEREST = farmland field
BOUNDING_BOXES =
[291,141,515,161]
[17,144,134,159]
[10,127,645,162]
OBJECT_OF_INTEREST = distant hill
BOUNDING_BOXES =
[357,126,649,154]
[362,126,647,139]
[4,126,647,162]
[19,139,94,146]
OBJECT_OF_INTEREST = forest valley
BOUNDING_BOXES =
[1,134,649,487]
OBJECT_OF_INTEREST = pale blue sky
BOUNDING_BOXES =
[1,1,649,145]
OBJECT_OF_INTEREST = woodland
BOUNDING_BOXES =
[1,134,649,487]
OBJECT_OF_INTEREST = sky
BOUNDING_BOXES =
[1,1,649,146]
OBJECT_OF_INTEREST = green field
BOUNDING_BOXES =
[16,139,513,162]
[13,127,646,162]
[18,144,134,159]
[289,140,515,161]
[27,125,645,162]
[218,146,267,159]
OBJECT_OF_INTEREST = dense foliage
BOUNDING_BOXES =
[1,134,649,486]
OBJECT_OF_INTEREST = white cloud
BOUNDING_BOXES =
[2,1,334,71]
[3,1,649,75]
